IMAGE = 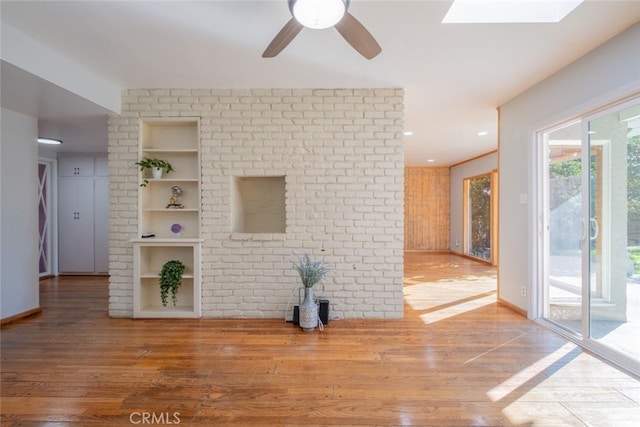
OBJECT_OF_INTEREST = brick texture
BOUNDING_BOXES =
[108,89,404,319]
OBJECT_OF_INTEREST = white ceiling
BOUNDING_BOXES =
[1,0,639,165]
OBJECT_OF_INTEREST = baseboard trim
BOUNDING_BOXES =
[58,273,109,276]
[1,307,42,326]
[404,249,452,253]
[497,297,527,318]
[449,250,494,265]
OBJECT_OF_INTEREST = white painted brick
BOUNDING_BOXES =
[108,88,404,319]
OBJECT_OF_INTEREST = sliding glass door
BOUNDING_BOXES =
[540,98,640,373]
[586,103,639,361]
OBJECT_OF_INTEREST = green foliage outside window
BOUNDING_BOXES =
[469,176,491,260]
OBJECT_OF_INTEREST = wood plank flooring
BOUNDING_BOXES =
[2,253,639,426]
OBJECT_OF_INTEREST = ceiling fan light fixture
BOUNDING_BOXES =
[37,137,63,145]
[264,0,379,59]
[291,0,347,29]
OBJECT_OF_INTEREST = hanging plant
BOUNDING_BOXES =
[159,259,185,307]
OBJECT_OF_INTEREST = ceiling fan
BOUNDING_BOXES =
[263,0,382,60]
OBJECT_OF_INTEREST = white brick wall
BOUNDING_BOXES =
[108,88,404,319]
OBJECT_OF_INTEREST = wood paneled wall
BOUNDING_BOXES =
[405,167,450,250]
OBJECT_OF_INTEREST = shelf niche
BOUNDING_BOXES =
[141,120,198,151]
[232,176,286,234]
[133,242,201,318]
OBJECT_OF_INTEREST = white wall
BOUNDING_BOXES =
[449,152,497,254]
[499,23,640,314]
[1,108,40,320]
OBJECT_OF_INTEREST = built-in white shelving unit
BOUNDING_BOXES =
[132,118,201,318]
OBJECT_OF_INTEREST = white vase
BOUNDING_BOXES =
[151,167,163,180]
[299,287,318,332]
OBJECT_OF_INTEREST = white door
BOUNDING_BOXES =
[58,176,95,272]
[58,156,94,177]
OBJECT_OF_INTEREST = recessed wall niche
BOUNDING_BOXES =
[231,176,286,233]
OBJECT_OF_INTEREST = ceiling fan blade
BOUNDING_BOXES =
[335,12,381,60]
[262,18,304,58]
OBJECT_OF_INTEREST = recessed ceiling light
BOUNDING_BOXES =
[37,138,63,145]
[427,159,435,163]
[442,0,584,24]
[403,131,413,136]
[477,131,488,136]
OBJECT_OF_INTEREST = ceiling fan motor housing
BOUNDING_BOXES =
[288,0,350,29]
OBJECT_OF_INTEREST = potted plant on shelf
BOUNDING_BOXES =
[135,157,174,187]
[293,253,331,332]
[159,259,185,307]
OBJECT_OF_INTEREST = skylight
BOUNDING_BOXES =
[442,0,584,24]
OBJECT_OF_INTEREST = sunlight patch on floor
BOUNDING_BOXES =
[417,292,496,324]
[403,280,497,324]
[492,343,584,425]
[486,343,577,402]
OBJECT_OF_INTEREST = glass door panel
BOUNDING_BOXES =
[545,121,583,335]
[587,104,640,361]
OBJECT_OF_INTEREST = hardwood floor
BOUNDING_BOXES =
[2,253,639,426]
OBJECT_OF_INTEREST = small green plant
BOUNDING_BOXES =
[135,157,174,187]
[293,253,331,288]
[159,260,185,307]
